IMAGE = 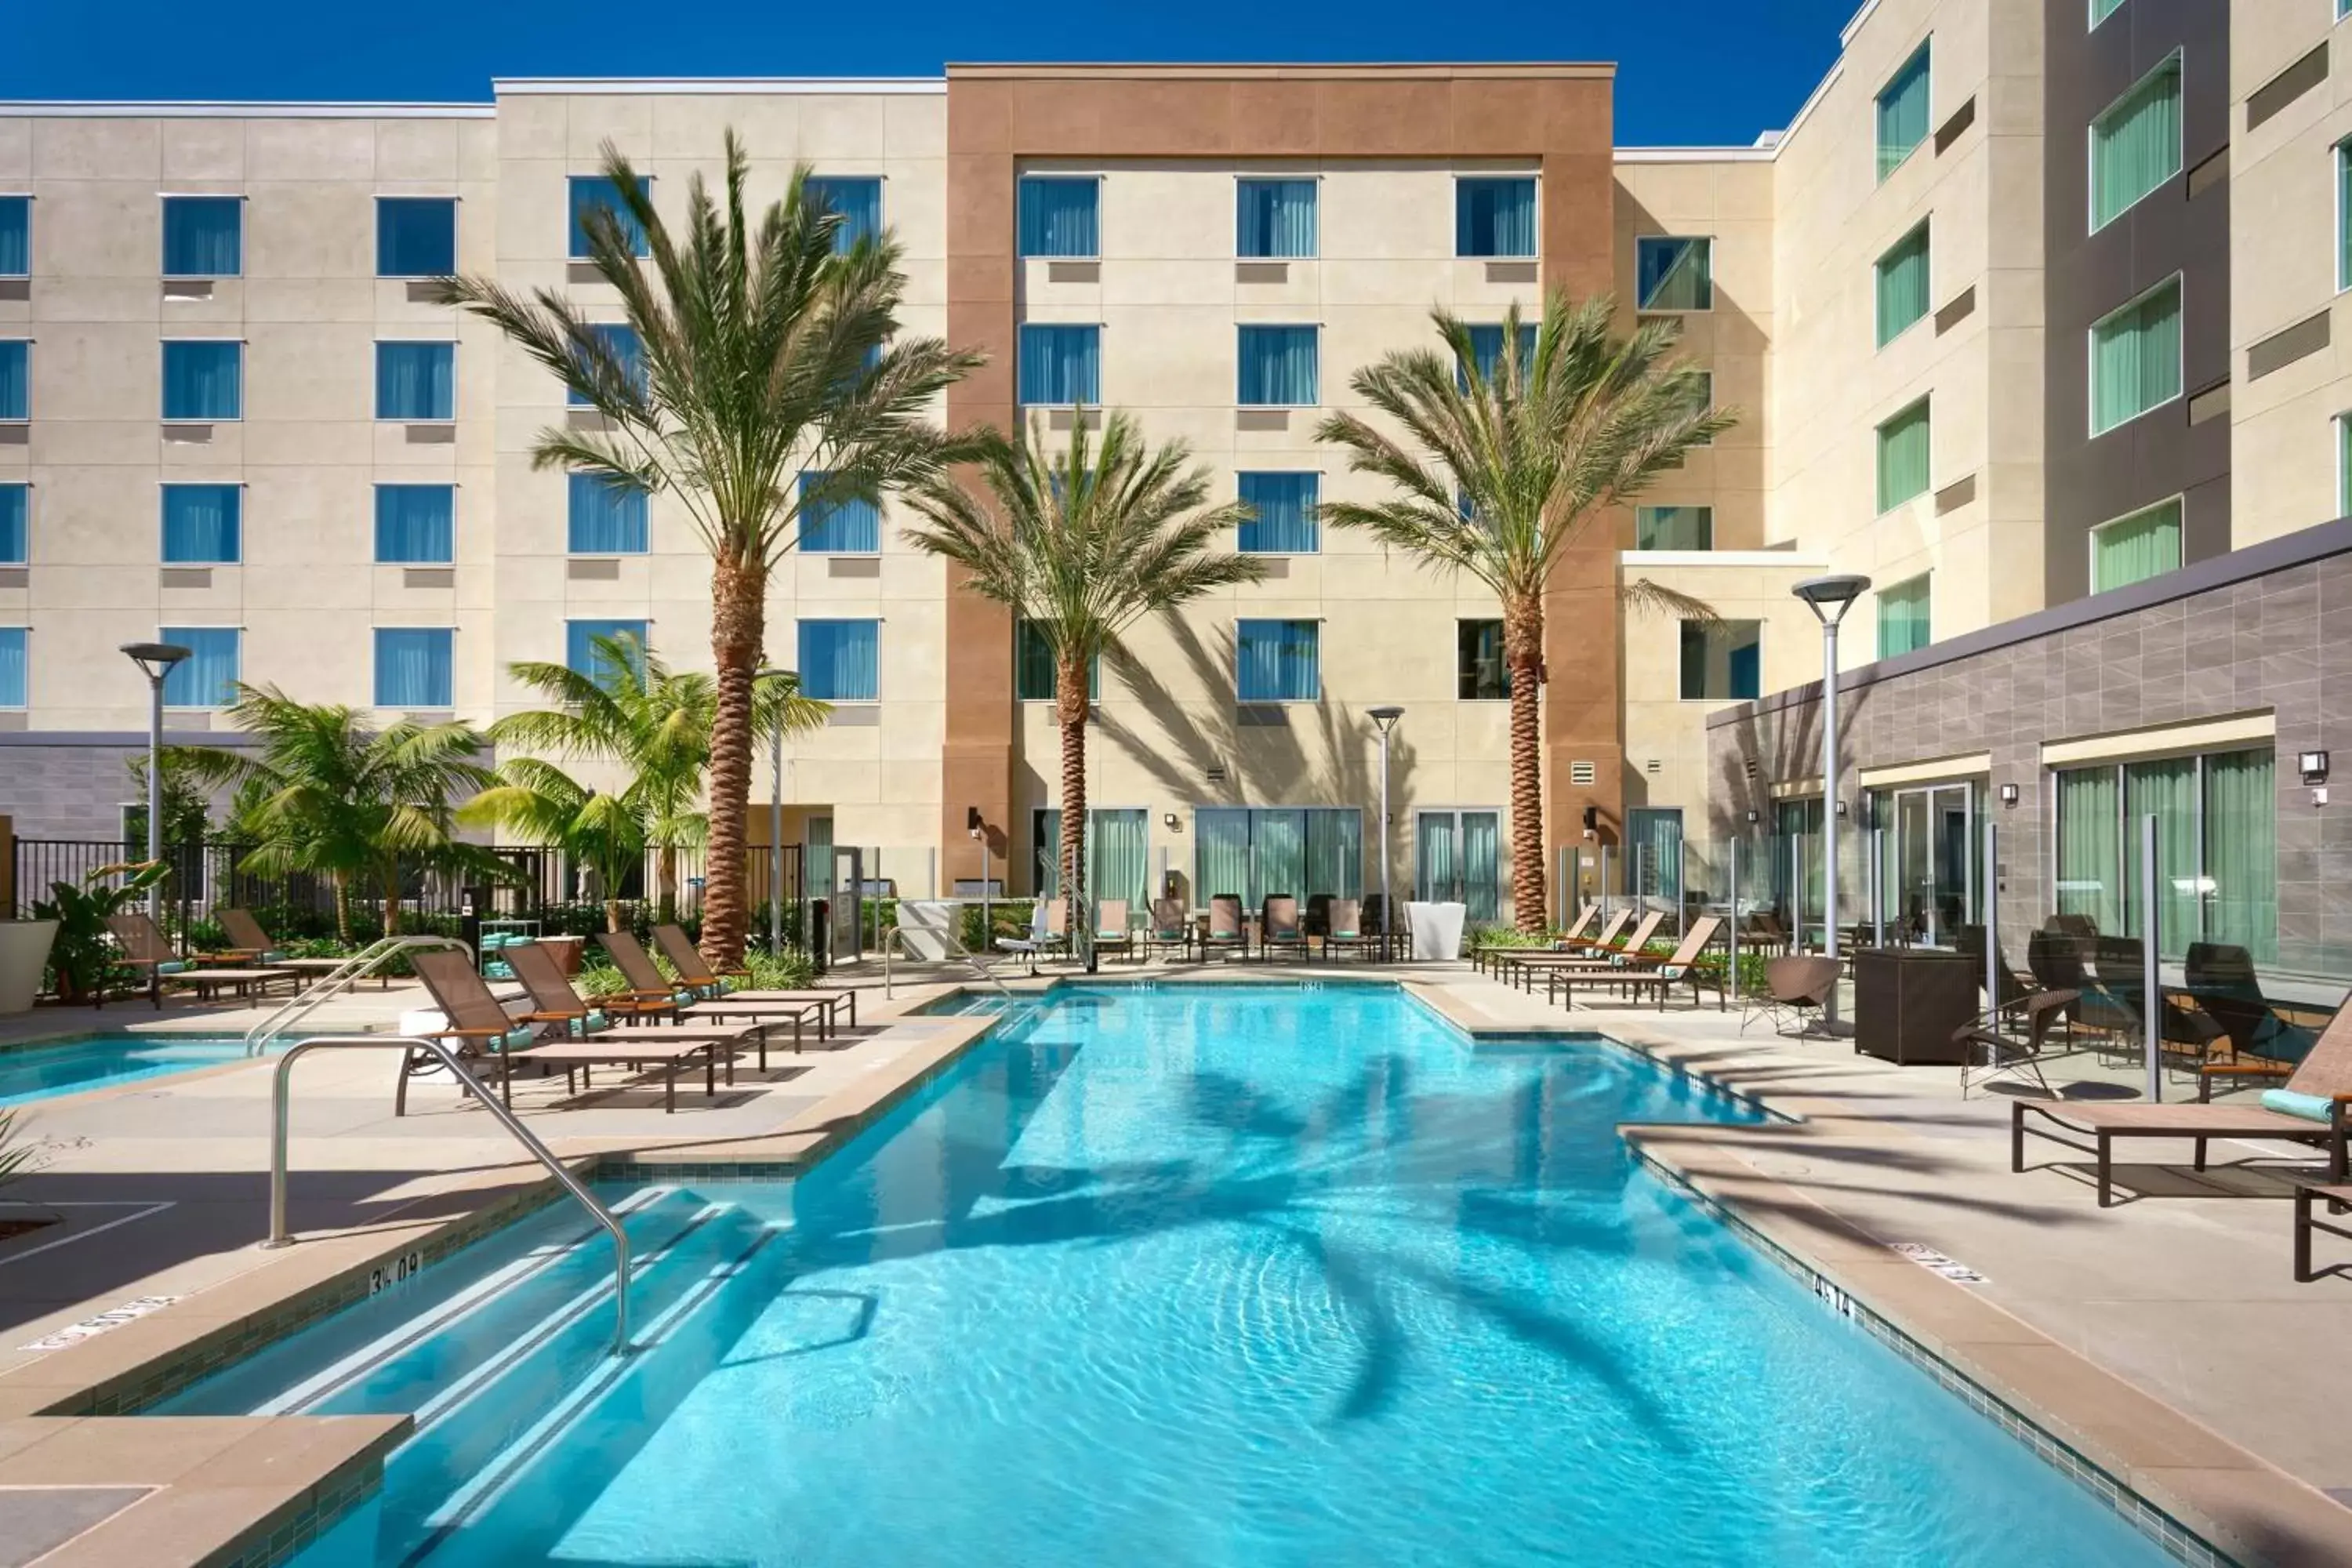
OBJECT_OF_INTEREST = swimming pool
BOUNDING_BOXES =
[0,1034,249,1106]
[161,982,2170,1566]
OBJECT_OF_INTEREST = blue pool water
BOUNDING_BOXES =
[0,1034,248,1105]
[162,982,2168,1566]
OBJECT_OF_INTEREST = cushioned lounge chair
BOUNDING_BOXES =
[503,941,792,1073]
[650,924,855,1030]
[1323,898,1377,961]
[1260,896,1307,962]
[2184,942,2320,1101]
[1500,912,1663,993]
[216,909,388,990]
[1203,895,1249,961]
[1472,906,1597,974]
[1547,917,1724,1011]
[1491,909,1632,989]
[1141,898,1192,962]
[103,912,296,1008]
[598,931,842,1040]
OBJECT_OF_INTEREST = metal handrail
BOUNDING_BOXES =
[880,916,1014,1000]
[242,935,473,1056]
[261,1033,631,1355]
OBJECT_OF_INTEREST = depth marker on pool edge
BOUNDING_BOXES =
[1890,1242,1988,1285]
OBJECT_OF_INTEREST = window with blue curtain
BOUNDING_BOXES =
[162,341,241,420]
[1635,237,1713,310]
[797,471,880,554]
[0,627,21,707]
[1876,42,1932,182]
[374,628,453,708]
[797,619,880,701]
[1237,473,1319,553]
[0,484,24,564]
[2090,276,2181,435]
[160,627,240,707]
[1455,177,1537,258]
[568,325,644,406]
[1876,574,1932,657]
[1679,619,1760,700]
[2091,53,2181,231]
[376,198,456,277]
[1237,326,1318,406]
[569,176,650,259]
[162,197,242,276]
[0,342,23,421]
[1461,324,1537,389]
[1018,178,1100,258]
[805,177,881,252]
[375,485,454,564]
[1635,506,1713,550]
[376,342,455,421]
[1014,620,1099,702]
[1236,180,1316,258]
[1017,325,1101,405]
[0,197,27,277]
[567,474,648,554]
[1236,619,1319,702]
[161,485,241,563]
[566,619,648,689]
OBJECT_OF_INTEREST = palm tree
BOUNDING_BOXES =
[1316,292,1733,934]
[430,132,980,967]
[457,757,645,933]
[903,411,1266,941]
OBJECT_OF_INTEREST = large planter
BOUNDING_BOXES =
[0,920,60,1015]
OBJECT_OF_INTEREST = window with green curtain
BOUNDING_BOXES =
[1033,808,1149,911]
[1876,573,1931,658]
[2340,413,2352,519]
[1636,506,1712,550]
[2339,142,2352,292]
[2054,767,2121,932]
[2090,499,2181,593]
[1875,397,1932,512]
[2090,53,2182,231]
[1459,812,1501,921]
[1876,42,1932,182]
[2053,751,2276,962]
[1635,237,1712,310]
[2203,750,2277,962]
[2124,758,2200,960]
[1875,223,1930,347]
[2090,0,2126,25]
[1013,620,1098,702]
[1192,808,1359,906]
[1194,808,1251,903]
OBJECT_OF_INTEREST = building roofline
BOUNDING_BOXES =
[493,77,945,96]
[1615,144,1779,164]
[944,62,1614,80]
[0,101,493,118]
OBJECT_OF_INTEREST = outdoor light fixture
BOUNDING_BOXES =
[1999,782,2021,806]
[1791,575,1870,1032]
[1162,811,1181,831]
[2300,751,2330,786]
[1367,706,1405,956]
[120,641,192,936]
[1744,808,1760,826]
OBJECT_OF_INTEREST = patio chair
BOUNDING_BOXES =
[215,909,387,990]
[1500,912,1663,993]
[1956,987,2082,1099]
[597,931,844,1039]
[1547,917,1725,1011]
[1740,953,1842,1036]
[1260,896,1308,962]
[651,924,855,1031]
[1203,895,1249,961]
[1141,898,1193,963]
[503,941,799,1073]
[1323,898,1377,961]
[1093,898,1135,962]
[1472,906,1595,974]
[103,912,297,1008]
[647,923,749,996]
[2183,942,2320,1101]
[1363,894,1408,960]
[1491,909,1631,989]
[996,901,1051,975]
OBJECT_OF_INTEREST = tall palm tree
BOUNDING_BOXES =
[1316,292,1733,934]
[903,411,1266,941]
[430,132,980,967]
[457,757,645,933]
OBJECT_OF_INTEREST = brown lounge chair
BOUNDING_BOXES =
[1492,909,1635,988]
[214,909,379,991]
[502,941,793,1074]
[649,924,856,1031]
[103,912,296,1008]
[1141,899,1192,962]
[1473,907,1598,974]
[1500,912,1662,992]
[1741,953,1842,1036]
[1260,896,1307,962]
[1955,987,2081,1099]
[1547,917,1724,1011]
[1092,899,1134,963]
[1323,898,1377,962]
[600,931,840,1041]
[2013,1000,2352,1207]
[1202,895,1248,961]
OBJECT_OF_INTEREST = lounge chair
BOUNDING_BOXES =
[1472,906,1597,974]
[1363,894,1407,960]
[1260,896,1308,962]
[1741,954,1842,1036]
[1500,912,1663,993]
[1091,898,1135,962]
[597,931,846,1038]
[503,940,797,1073]
[1955,987,2082,1099]
[1490,909,1632,988]
[213,909,372,992]
[1202,895,1248,961]
[2183,942,2320,1101]
[103,912,297,1008]
[1141,898,1193,962]
[996,901,1051,975]
[2013,999,2352,1207]
[1323,898,1377,961]
[650,924,856,1030]
[1546,917,1725,1011]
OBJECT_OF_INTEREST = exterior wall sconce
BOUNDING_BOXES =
[2299,751,2330,786]
[1163,811,1181,831]
[1998,782,2020,806]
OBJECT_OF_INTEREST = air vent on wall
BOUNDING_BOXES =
[1570,760,1596,787]
[1204,763,1228,785]
[1643,759,1661,775]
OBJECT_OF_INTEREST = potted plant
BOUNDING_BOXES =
[0,916,57,1016]
[27,862,168,1007]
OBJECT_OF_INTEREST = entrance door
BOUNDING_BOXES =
[1416,811,1501,921]
[1886,783,1975,945]
[1624,808,1684,923]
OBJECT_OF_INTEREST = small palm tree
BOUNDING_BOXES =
[1316,292,1733,933]
[431,132,980,967]
[458,757,645,933]
[904,412,1266,941]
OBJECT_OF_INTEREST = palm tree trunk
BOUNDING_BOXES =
[1504,601,1548,935]
[381,862,403,938]
[1057,654,1089,959]
[657,844,677,926]
[333,877,352,946]
[702,553,765,969]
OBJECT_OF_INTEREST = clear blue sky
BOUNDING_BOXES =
[8,0,1858,147]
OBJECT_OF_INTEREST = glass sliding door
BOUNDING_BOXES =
[1625,808,1684,922]
[1032,808,1150,909]
[2051,747,2275,964]
[1772,798,1824,943]
[1416,810,1501,920]
[1193,808,1361,908]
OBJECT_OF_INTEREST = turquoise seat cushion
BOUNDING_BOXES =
[2260,1088,2338,1124]
[157,960,194,975]
[261,949,286,963]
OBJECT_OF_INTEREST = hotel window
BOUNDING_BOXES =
[1635,237,1713,311]
[565,619,648,689]
[1457,620,1509,700]
[2089,498,2181,593]
[376,198,456,278]
[376,342,455,421]
[161,627,240,707]
[2090,53,2182,231]
[2338,141,2352,292]
[1236,619,1320,702]
[1194,807,1362,906]
[1236,179,1317,259]
[1017,325,1101,406]
[0,341,24,420]
[568,474,648,554]
[569,176,650,259]
[797,471,880,554]
[2089,275,2182,435]
[1018,178,1100,259]
[568,325,644,406]
[1455,177,1537,258]
[1237,326,1318,406]
[0,627,21,708]
[1875,222,1931,347]
[1679,619,1759,701]
[2091,0,2125,24]
[1033,808,1150,909]
[1875,397,1931,512]
[376,485,454,564]
[161,485,241,564]
[1876,42,1932,181]
[1876,573,1931,658]
[797,619,880,702]
[162,196,242,277]
[162,341,241,421]
[2054,748,2275,963]
[375,628,453,709]
[0,484,23,564]
[0,197,25,277]
[2340,413,2352,517]
[1014,620,1098,702]
[804,177,881,252]
[1461,324,1537,389]
[1237,472,1319,554]
[1635,506,1713,551]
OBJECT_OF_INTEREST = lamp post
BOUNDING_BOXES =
[120,642,192,934]
[756,667,786,956]
[1791,575,1870,1031]
[1368,705,1404,959]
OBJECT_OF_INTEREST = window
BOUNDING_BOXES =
[376,198,456,277]
[1876,42,1932,181]
[162,340,241,420]
[375,628,453,708]
[1875,222,1931,347]
[565,619,648,689]
[804,177,881,252]
[376,485,454,564]
[161,485,241,564]
[2089,498,2181,592]
[1877,574,1931,657]
[0,341,23,421]
[2338,141,2351,292]
[0,626,21,708]
[2090,53,2182,231]
[162,196,242,277]
[160,627,240,707]
[797,619,880,701]
[376,342,455,421]
[1237,326,1318,406]
[1236,619,1319,702]
[1193,807,1362,906]
[0,197,25,277]
[2091,0,2125,25]
[1014,620,1099,702]
[2055,748,2274,962]
[1635,237,1713,311]
[2089,275,2182,435]
[1455,177,1537,258]
[1034,808,1150,908]
[569,176,650,259]
[1017,325,1101,406]
[797,471,880,554]
[1635,506,1713,550]
[1875,397,1932,512]
[1461,324,1537,388]
[568,325,644,406]
[2340,413,2352,518]
[568,474,648,554]
[1236,179,1316,258]
[1237,473,1319,554]
[0,484,23,564]
[1018,178,1100,259]
[1679,619,1760,701]
[1457,620,1509,699]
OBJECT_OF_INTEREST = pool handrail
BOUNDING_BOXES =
[880,909,1014,1000]
[241,935,474,1057]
